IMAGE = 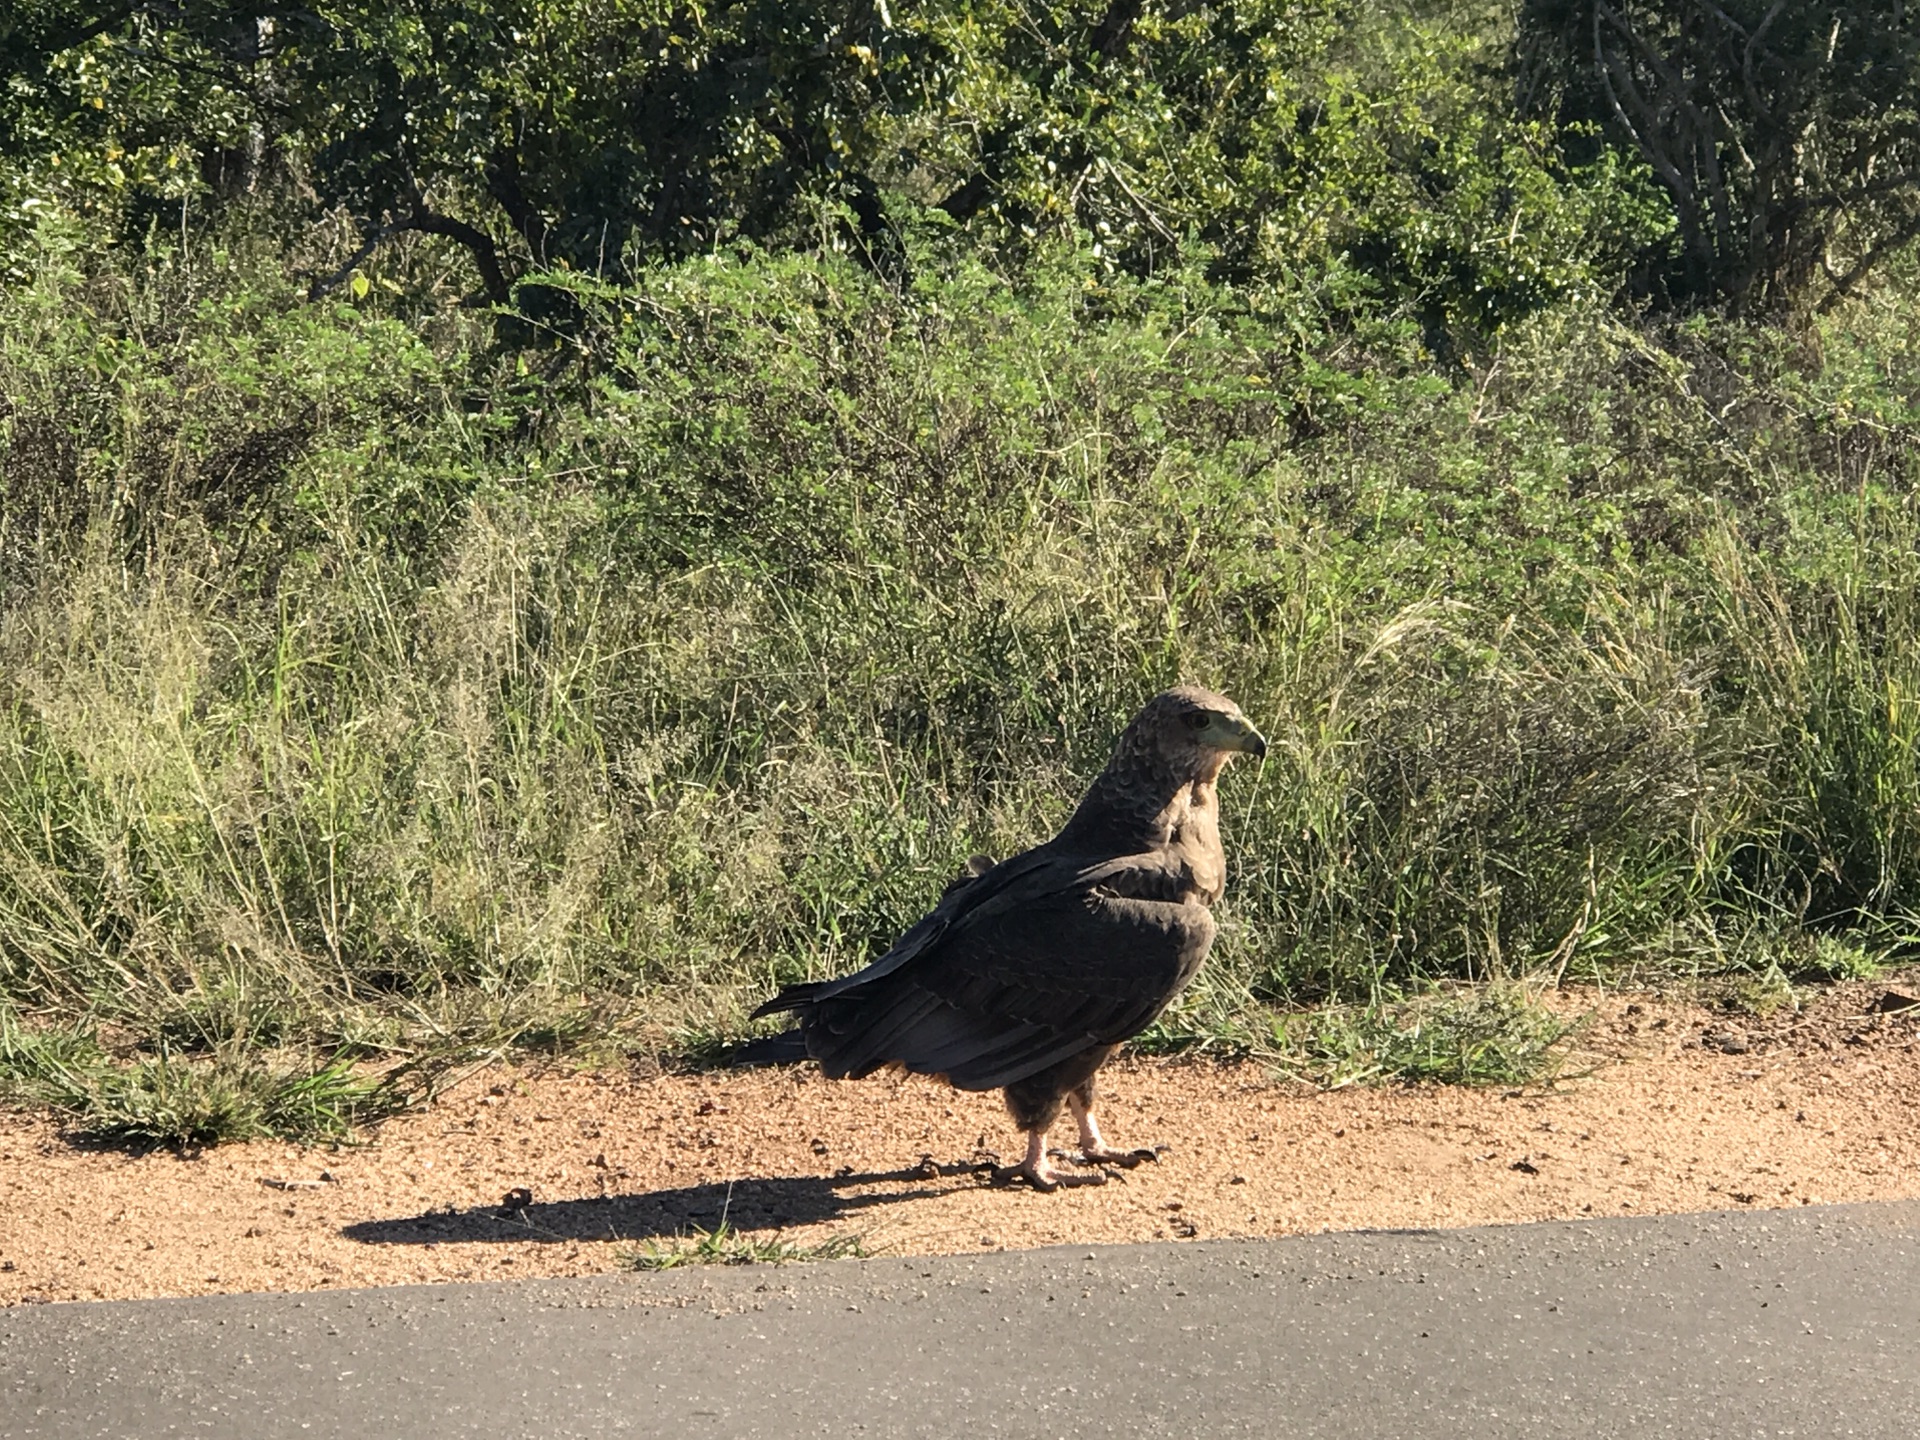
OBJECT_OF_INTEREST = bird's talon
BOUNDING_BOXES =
[1075,1145,1163,1169]
[991,1163,1059,1193]
[990,1161,1114,1192]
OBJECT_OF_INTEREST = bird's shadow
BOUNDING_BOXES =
[341,1161,991,1248]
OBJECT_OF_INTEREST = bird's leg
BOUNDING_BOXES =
[991,1128,1061,1192]
[1068,1088,1160,1169]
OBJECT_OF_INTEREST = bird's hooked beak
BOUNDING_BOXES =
[1215,714,1268,760]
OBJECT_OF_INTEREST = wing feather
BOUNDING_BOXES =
[797,878,1215,1092]
[750,848,1074,1021]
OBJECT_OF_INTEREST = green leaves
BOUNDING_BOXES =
[288,0,919,274]
[6,1,1671,341]
[878,1,1670,342]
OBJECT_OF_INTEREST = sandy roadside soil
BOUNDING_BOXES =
[4,985,1918,1306]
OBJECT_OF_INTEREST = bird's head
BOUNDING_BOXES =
[1125,685,1268,782]
[1061,685,1268,844]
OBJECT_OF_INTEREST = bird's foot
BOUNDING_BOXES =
[1071,1144,1165,1170]
[989,1159,1109,1192]
[986,1131,1117,1192]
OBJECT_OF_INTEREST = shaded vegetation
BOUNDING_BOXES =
[1520,0,1920,314]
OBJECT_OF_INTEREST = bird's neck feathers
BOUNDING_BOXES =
[1060,739,1215,852]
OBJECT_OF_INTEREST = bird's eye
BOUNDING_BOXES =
[1181,711,1210,731]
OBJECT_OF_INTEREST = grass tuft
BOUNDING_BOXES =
[623,1219,869,1271]
[3,1004,391,1146]
[1269,987,1585,1090]
[36,1051,384,1149]
[1794,935,1886,985]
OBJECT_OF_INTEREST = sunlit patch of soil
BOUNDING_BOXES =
[5,984,1919,1305]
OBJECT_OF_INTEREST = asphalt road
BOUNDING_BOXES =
[6,1202,1918,1439]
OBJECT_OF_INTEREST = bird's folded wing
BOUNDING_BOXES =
[808,875,1216,1090]
[758,846,1194,1013]
[752,845,1130,1018]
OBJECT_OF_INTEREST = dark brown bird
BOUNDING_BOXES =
[742,686,1266,1191]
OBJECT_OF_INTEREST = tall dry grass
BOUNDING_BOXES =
[2,231,1917,1137]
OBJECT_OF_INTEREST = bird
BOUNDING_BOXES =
[739,685,1267,1191]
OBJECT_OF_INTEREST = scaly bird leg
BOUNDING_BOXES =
[1069,1092,1160,1169]
[991,1128,1109,1192]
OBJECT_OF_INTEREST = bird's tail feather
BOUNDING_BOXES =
[728,1028,811,1066]
[749,982,824,1021]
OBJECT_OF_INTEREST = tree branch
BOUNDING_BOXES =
[305,223,395,300]
[407,209,513,305]
[306,210,512,307]
[485,146,552,266]
[1088,0,1145,60]
[1594,8,1703,252]
[2,3,142,76]
[1596,1,1737,266]
[1817,211,1920,311]
[1799,167,1920,214]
